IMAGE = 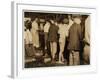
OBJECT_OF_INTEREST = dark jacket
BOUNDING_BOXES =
[48,24,59,42]
[67,23,82,51]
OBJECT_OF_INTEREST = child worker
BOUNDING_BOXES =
[58,16,73,64]
[24,20,35,57]
[48,19,59,64]
[44,20,51,57]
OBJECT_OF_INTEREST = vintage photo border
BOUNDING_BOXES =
[11,1,97,78]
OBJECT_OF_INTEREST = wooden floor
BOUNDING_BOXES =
[24,46,88,68]
[24,55,68,68]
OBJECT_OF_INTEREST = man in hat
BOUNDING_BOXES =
[67,15,82,65]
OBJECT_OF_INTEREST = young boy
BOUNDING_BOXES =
[24,20,34,57]
[44,20,50,57]
[31,18,39,49]
[48,20,59,63]
[58,17,73,64]
[58,21,66,64]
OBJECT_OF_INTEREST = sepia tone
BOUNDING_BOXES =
[24,11,90,68]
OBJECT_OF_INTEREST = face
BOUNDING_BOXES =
[35,18,38,22]
[74,18,81,24]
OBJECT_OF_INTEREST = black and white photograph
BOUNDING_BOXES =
[24,11,90,68]
[10,1,97,78]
